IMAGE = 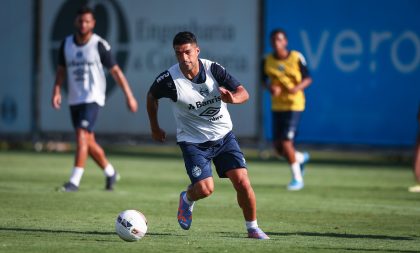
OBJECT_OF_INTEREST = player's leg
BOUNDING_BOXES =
[60,127,90,191]
[213,132,269,239]
[60,103,100,192]
[87,132,118,190]
[225,168,267,239]
[281,139,303,188]
[59,104,89,191]
[87,132,108,168]
[177,142,214,230]
[275,111,307,190]
[226,168,256,221]
[186,177,214,201]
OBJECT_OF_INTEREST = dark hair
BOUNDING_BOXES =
[173,31,198,46]
[270,28,287,40]
[77,6,95,19]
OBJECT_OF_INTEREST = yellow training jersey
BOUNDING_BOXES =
[264,50,310,111]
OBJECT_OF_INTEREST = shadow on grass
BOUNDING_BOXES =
[218,231,415,241]
[307,246,419,253]
[266,231,415,241]
[0,227,183,237]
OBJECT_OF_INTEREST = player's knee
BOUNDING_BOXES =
[195,184,214,198]
[200,186,214,197]
[234,178,252,192]
[76,129,89,145]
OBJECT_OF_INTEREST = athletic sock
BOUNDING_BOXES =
[245,220,258,230]
[183,192,195,211]
[290,162,303,181]
[69,167,84,186]
[104,164,115,177]
[295,151,304,164]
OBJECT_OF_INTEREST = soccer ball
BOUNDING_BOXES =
[115,210,148,241]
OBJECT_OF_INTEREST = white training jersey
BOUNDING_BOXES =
[149,59,241,143]
[60,34,115,106]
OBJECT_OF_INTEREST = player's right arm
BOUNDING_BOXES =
[146,92,166,142]
[146,71,177,142]
[261,57,282,96]
[51,41,66,110]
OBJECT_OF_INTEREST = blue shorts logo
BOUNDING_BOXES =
[191,165,202,178]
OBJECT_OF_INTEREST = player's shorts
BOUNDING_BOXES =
[69,102,100,132]
[272,111,302,141]
[178,131,247,185]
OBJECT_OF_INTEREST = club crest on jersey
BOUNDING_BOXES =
[191,165,202,178]
[277,64,285,71]
[199,86,209,97]
[76,51,83,58]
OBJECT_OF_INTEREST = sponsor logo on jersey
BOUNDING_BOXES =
[156,72,170,83]
[199,107,220,117]
[188,96,221,110]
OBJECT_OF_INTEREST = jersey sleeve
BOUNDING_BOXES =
[297,52,310,79]
[98,40,117,69]
[58,40,66,67]
[148,71,178,102]
[210,62,241,91]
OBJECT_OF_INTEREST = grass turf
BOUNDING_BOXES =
[0,150,419,252]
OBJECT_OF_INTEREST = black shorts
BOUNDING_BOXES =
[69,102,100,132]
[178,131,247,185]
[272,111,302,141]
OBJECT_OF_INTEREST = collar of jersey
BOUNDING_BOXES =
[189,59,207,84]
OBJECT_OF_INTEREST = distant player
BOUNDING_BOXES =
[409,105,420,193]
[146,31,269,239]
[262,28,312,191]
[51,6,138,192]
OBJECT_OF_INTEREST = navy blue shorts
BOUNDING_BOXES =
[69,102,100,132]
[178,131,247,185]
[272,111,302,141]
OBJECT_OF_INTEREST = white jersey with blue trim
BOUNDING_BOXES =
[63,34,110,106]
[169,59,233,143]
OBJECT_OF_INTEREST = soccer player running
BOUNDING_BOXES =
[262,28,312,191]
[146,31,269,239]
[51,7,138,192]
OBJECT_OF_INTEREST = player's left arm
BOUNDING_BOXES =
[219,85,249,104]
[211,63,249,104]
[289,53,312,94]
[98,41,138,112]
[109,65,138,112]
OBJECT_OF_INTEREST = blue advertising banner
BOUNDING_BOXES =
[264,0,420,145]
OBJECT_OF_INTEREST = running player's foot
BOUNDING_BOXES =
[408,185,420,193]
[105,171,120,191]
[247,228,270,239]
[177,191,193,230]
[300,152,310,176]
[59,182,79,192]
[287,179,304,191]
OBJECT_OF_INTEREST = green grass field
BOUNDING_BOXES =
[0,149,419,252]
